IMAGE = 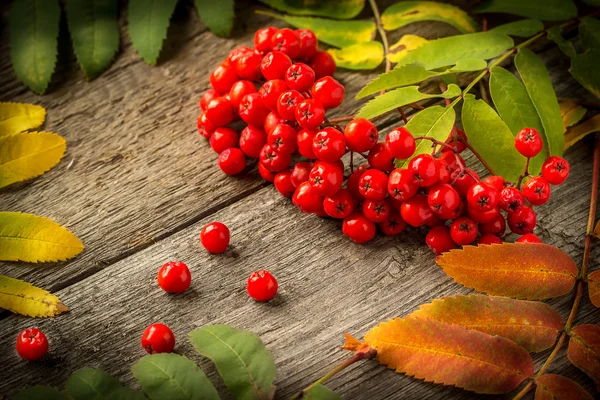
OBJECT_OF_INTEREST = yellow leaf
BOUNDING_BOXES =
[0,274,68,317]
[0,102,46,136]
[0,131,66,189]
[388,35,428,63]
[593,220,600,239]
[564,114,600,150]
[559,100,587,132]
[382,1,478,33]
[0,212,84,263]
[327,42,384,70]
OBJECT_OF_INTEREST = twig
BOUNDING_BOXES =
[328,115,354,124]
[516,157,531,189]
[463,141,496,176]
[398,108,408,124]
[368,0,391,89]
[408,103,425,110]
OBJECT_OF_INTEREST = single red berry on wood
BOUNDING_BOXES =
[324,188,355,219]
[295,29,318,59]
[200,89,219,111]
[205,97,235,127]
[264,111,287,135]
[367,142,395,172]
[157,261,191,293]
[16,328,48,361]
[522,176,551,205]
[233,51,262,81]
[499,186,525,214]
[362,199,391,223]
[311,76,344,109]
[359,169,388,200]
[386,127,415,160]
[344,118,378,153]
[200,222,230,253]
[387,168,418,201]
[210,127,239,154]
[258,162,276,182]
[285,63,315,92]
[516,233,542,243]
[277,90,304,121]
[290,162,313,188]
[254,26,278,53]
[515,127,543,157]
[400,194,433,227]
[468,206,500,224]
[478,214,506,235]
[426,226,457,254]
[483,175,505,191]
[197,114,216,138]
[409,154,439,187]
[428,184,461,216]
[259,144,292,172]
[142,324,175,354]
[292,181,325,213]
[218,148,246,175]
[295,99,325,129]
[342,212,376,244]
[312,127,346,162]
[210,63,239,94]
[247,270,278,302]
[274,170,296,198]
[229,80,257,109]
[239,93,270,127]
[507,206,537,234]
[478,233,503,245]
[309,161,343,196]
[467,182,498,212]
[297,128,318,159]
[239,126,267,158]
[378,213,407,236]
[261,51,293,80]
[268,124,298,154]
[261,79,289,111]
[271,28,301,59]
[450,217,478,245]
[542,156,570,185]
[308,50,336,78]
[451,168,480,197]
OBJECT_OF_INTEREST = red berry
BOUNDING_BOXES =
[200,222,230,253]
[197,113,216,138]
[268,124,298,154]
[347,164,369,200]
[259,144,292,172]
[507,206,537,234]
[239,93,270,127]
[210,63,239,94]
[233,51,262,81]
[468,206,500,223]
[428,184,461,216]
[157,261,191,293]
[324,189,355,219]
[408,154,439,187]
[290,162,312,187]
[386,127,415,160]
[308,50,336,78]
[378,213,407,236]
[271,28,301,59]
[292,181,324,213]
[205,97,235,127]
[228,46,253,65]
[16,328,48,361]
[295,29,318,59]
[210,127,239,153]
[258,162,276,182]
[274,170,295,198]
[309,161,343,196]
[479,214,506,235]
[200,89,219,111]
[261,51,293,80]
[247,270,278,302]
[254,27,278,53]
[229,80,257,108]
[467,182,498,212]
[542,156,570,185]
[342,212,376,244]
[451,168,480,197]
[483,175,505,191]
[499,186,525,214]
[516,233,542,243]
[311,76,344,109]
[522,176,551,205]
[295,99,325,129]
[285,63,315,92]
[344,118,378,153]
[359,169,388,200]
[515,127,543,157]
[312,127,346,162]
[450,217,478,245]
[442,127,468,153]
[437,160,451,184]
[218,148,246,175]
[264,111,287,135]
[277,90,304,121]
[439,151,464,173]
[239,126,267,158]
[297,128,318,159]
[261,79,289,111]
[400,194,433,227]
[368,142,395,172]
[478,233,503,245]
[142,323,175,354]
[362,199,391,223]
[387,168,418,201]
[426,226,457,254]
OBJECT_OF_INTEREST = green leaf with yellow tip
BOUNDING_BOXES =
[0,275,68,318]
[388,35,428,64]
[382,1,478,33]
[327,42,383,70]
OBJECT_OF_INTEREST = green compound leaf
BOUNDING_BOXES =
[490,19,544,38]
[515,48,564,157]
[0,102,46,136]
[462,94,525,182]
[66,0,120,79]
[11,386,66,400]
[474,0,577,21]
[327,42,383,70]
[489,66,545,175]
[381,1,478,33]
[189,324,276,400]
[9,0,60,94]
[260,12,374,48]
[356,84,460,120]
[132,353,219,400]
[66,368,145,400]
[128,0,178,65]
[195,0,235,37]
[258,0,365,19]
[397,106,455,168]
[388,35,428,64]
[304,385,342,400]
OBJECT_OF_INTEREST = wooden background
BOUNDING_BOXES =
[1,1,599,399]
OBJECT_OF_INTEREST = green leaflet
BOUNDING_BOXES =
[547,26,576,58]
[381,1,478,33]
[462,94,525,182]
[128,0,178,64]
[11,386,66,400]
[583,0,600,5]
[515,48,564,156]
[66,0,120,79]
[356,59,487,99]
[356,84,461,120]
[66,368,145,400]
[258,0,365,19]
[580,17,600,52]
[260,12,374,48]
[560,100,587,130]
[474,0,577,21]
[388,35,428,63]
[489,67,545,174]
[489,19,544,38]
[132,353,219,400]
[9,0,60,94]
[195,0,235,37]
[327,42,383,70]
[397,106,456,168]
[304,385,342,400]
[189,324,276,400]
[395,32,513,70]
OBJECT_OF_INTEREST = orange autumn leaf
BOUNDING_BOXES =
[342,333,370,352]
[568,324,600,391]
[587,270,600,308]
[535,374,593,400]
[409,294,563,352]
[436,243,577,300]
[363,316,534,394]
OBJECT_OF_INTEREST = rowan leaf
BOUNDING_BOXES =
[363,317,533,394]
[535,374,594,400]
[461,94,526,182]
[0,131,66,189]
[516,48,564,157]
[490,19,544,37]
[0,102,46,136]
[132,353,219,400]
[560,100,587,131]
[327,42,383,70]
[67,368,145,400]
[436,243,578,300]
[488,66,545,175]
[0,212,84,263]
[189,324,276,400]
[356,84,460,120]
[9,0,60,94]
[304,385,342,400]
[410,294,563,352]
[568,324,600,391]
[11,386,66,400]
[194,0,234,37]
[128,0,178,65]
[257,0,365,19]
[580,17,600,51]
[585,271,600,307]
[564,115,600,150]
[474,0,577,21]
[396,106,456,168]
[66,0,120,79]
[381,1,478,33]
[0,274,68,318]
[387,35,428,64]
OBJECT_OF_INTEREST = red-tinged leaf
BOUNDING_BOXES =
[568,324,600,390]
[436,243,578,300]
[410,294,563,352]
[588,270,600,307]
[535,374,594,400]
[342,333,365,352]
[363,316,534,394]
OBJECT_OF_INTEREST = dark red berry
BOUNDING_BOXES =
[239,126,267,158]
[499,186,525,214]
[295,99,325,129]
[233,51,262,81]
[483,175,505,191]
[344,118,378,153]
[285,63,315,92]
[515,127,543,158]
[247,270,278,301]
[309,161,343,196]
[142,324,175,354]
[290,162,312,188]
[426,226,457,254]
[210,63,239,94]
[522,176,551,205]
[362,199,391,223]
[409,154,439,187]
[218,148,246,175]
[478,233,503,245]
[264,111,287,135]
[292,181,324,213]
[297,128,318,159]
[386,127,416,160]
[368,142,395,172]
[451,168,480,197]
[274,170,295,198]
[259,144,292,172]
[268,124,298,154]
[197,113,216,138]
[157,261,191,293]
[516,233,542,243]
[468,206,500,224]
[450,217,478,245]
[308,50,336,79]
[261,79,289,111]
[277,90,304,121]
[311,76,344,109]
[378,213,407,236]
[342,212,376,244]
[359,169,388,200]
[478,214,506,235]
[387,168,418,201]
[323,189,355,219]
[261,51,293,80]
[258,162,276,182]
[437,160,451,184]
[200,89,219,111]
[239,93,270,127]
[542,156,570,185]
[400,194,432,227]
[229,80,257,108]
[205,97,235,127]
[16,328,48,361]
[254,27,278,53]
[312,127,346,162]
[295,29,318,59]
[428,184,461,216]
[228,46,253,65]
[200,222,230,253]
[347,164,369,200]
[467,182,498,212]
[507,206,537,234]
[271,28,301,58]
[210,127,239,153]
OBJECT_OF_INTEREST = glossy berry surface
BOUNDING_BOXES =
[210,64,239,94]
[324,189,355,219]
[247,270,278,301]
[309,50,336,78]
[274,170,295,198]
[386,127,415,160]
[218,148,246,175]
[261,79,289,111]
[260,144,292,171]
[378,213,407,236]
[311,77,344,109]
[200,222,230,254]
[359,169,388,200]
[478,233,503,245]
[400,194,433,227]
[296,29,318,58]
[205,97,235,127]
[542,156,570,185]
[16,328,48,361]
[467,183,498,212]
[295,99,325,129]
[522,176,551,206]
[450,217,478,245]
[515,127,543,158]
[285,63,315,92]
[362,199,391,223]
[271,28,301,59]
[388,168,418,201]
[367,142,394,172]
[277,90,304,121]
[428,184,461,217]
[342,212,376,244]
[499,186,525,214]
[516,233,542,243]
[312,128,346,162]
[507,206,537,235]
[210,127,239,154]
[239,126,267,158]
[344,118,378,153]
[309,161,343,196]
[426,226,457,254]
[268,124,298,154]
[260,51,292,80]
[239,93,270,127]
[254,26,277,53]
[292,182,324,214]
[142,323,175,354]
[409,154,439,187]
[157,261,191,293]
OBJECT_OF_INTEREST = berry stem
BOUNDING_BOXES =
[516,157,531,189]
[368,0,391,79]
[414,135,456,152]
[398,107,409,124]
[350,151,355,173]
[463,141,497,176]
[408,103,425,110]
[512,133,600,400]
[328,115,354,124]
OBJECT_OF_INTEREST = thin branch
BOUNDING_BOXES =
[463,141,497,176]
[328,115,354,124]
[398,108,408,124]
[368,0,391,76]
